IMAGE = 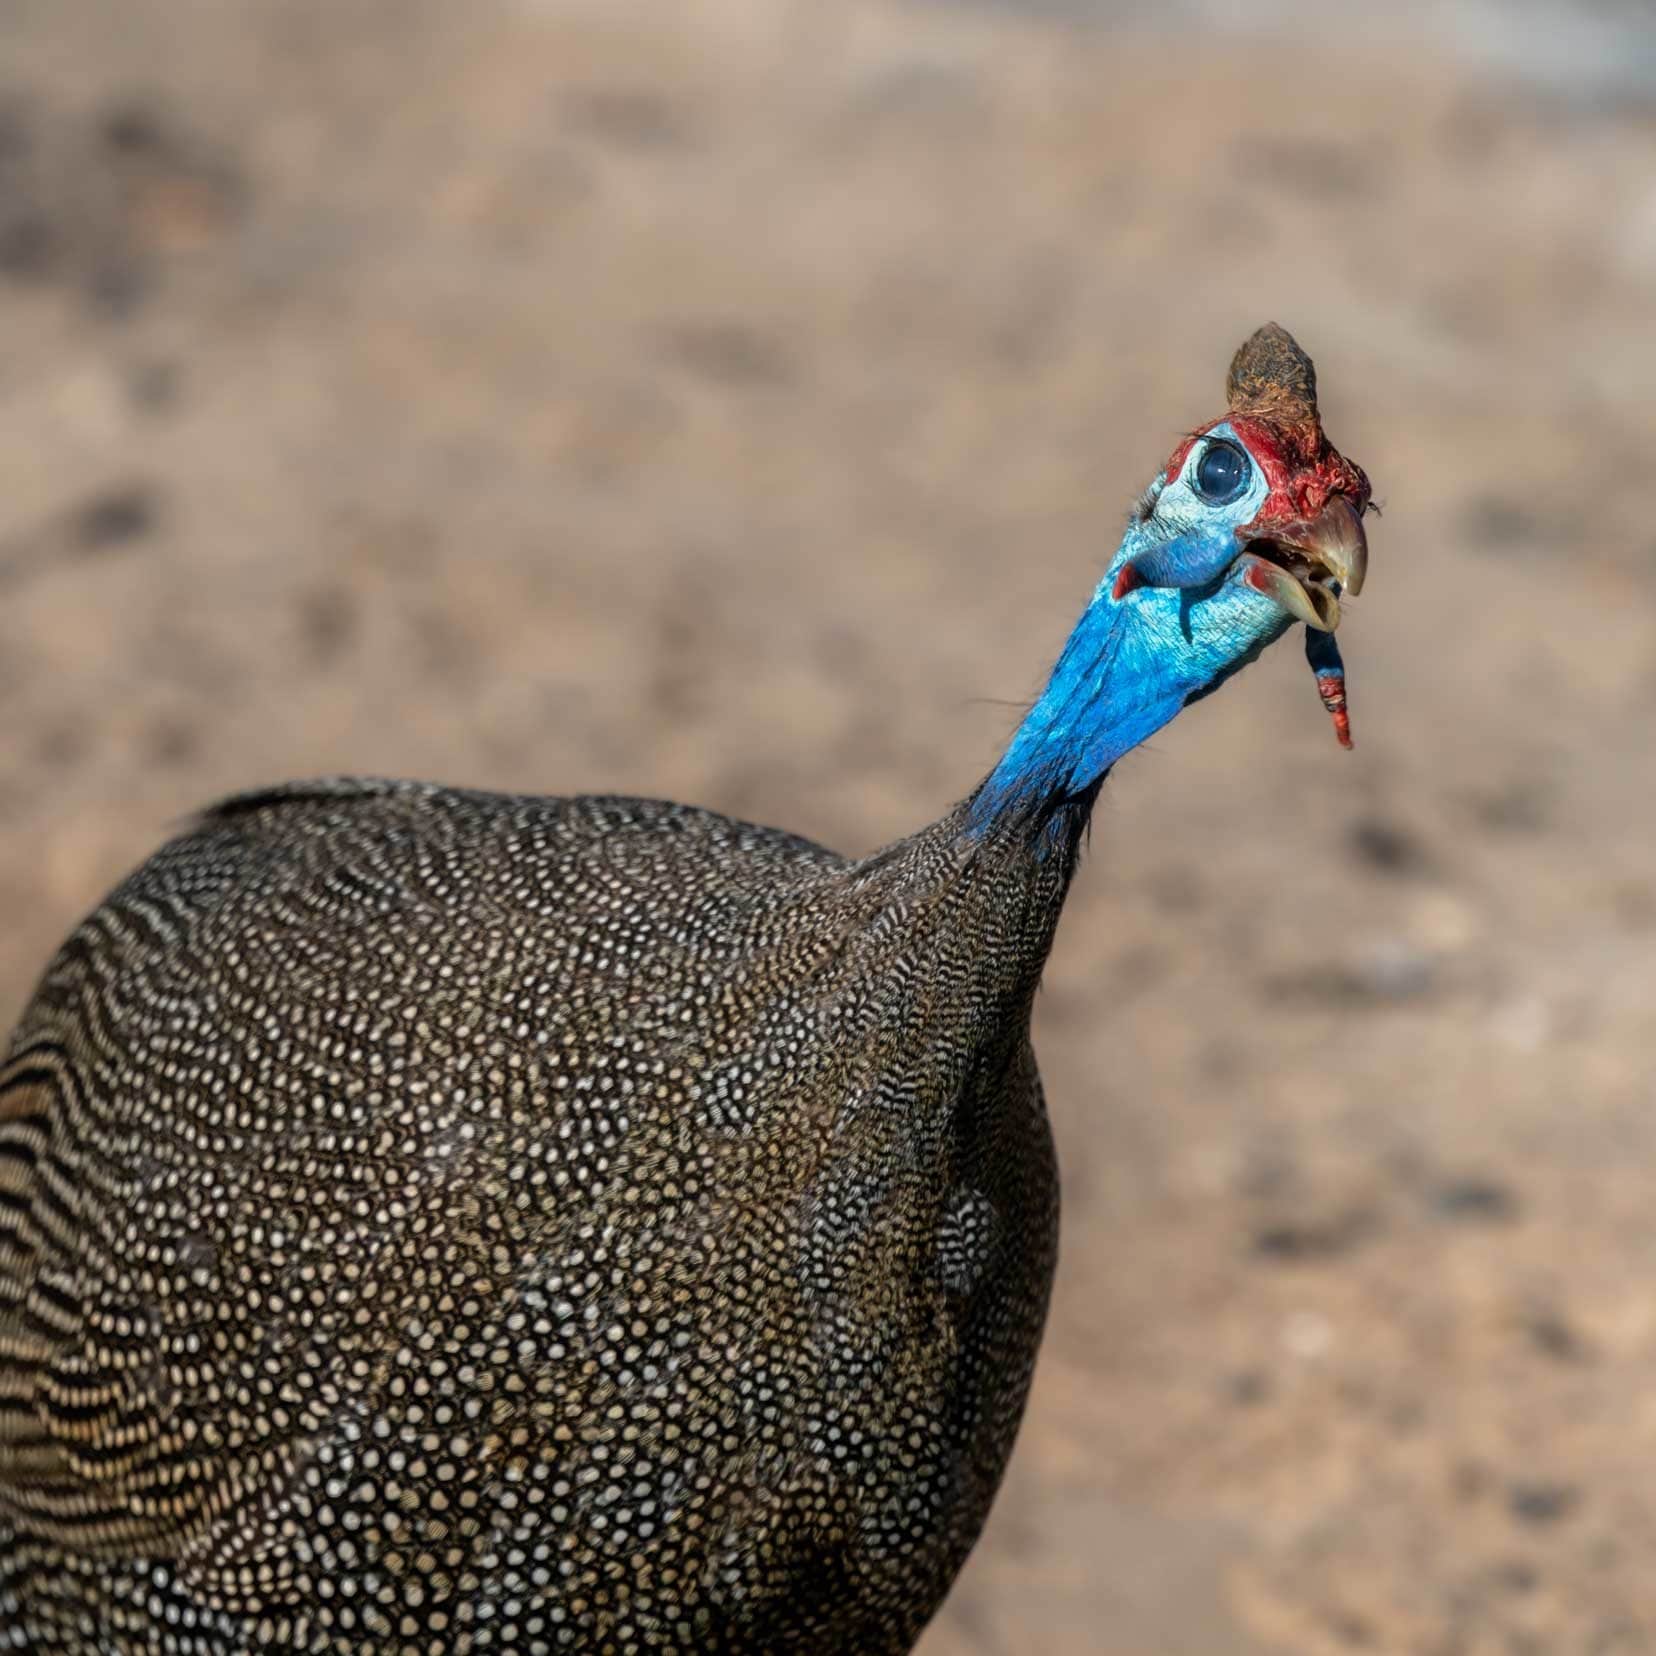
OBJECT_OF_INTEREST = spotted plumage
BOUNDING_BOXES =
[0,784,1068,1655]
[0,326,1373,1653]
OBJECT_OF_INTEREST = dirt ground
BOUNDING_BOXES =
[2,1,1655,1650]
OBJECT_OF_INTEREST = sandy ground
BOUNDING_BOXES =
[2,1,1655,1650]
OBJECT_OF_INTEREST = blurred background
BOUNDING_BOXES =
[1,0,1654,1649]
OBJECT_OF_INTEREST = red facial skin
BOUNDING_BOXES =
[1161,414,1372,539]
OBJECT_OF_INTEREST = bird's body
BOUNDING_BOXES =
[0,326,1373,1653]
[1,781,1068,1653]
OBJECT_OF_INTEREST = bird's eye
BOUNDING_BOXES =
[1192,440,1249,506]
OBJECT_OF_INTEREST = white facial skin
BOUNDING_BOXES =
[1109,420,1272,595]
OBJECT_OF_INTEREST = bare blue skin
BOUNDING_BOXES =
[967,422,1296,833]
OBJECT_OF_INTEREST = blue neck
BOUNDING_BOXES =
[966,591,1189,839]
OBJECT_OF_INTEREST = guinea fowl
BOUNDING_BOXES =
[0,323,1371,1655]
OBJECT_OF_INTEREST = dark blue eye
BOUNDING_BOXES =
[1193,440,1249,505]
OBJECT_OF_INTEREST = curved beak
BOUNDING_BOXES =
[1235,494,1369,632]
[1237,553,1341,631]
[1273,494,1368,597]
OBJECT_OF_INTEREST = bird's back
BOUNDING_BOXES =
[0,777,1063,1653]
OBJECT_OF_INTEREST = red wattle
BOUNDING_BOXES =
[1315,670,1353,750]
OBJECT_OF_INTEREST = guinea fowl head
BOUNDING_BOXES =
[1115,322,1370,633]
[971,322,1374,839]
